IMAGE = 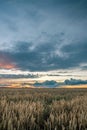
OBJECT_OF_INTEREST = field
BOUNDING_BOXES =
[0,88,87,130]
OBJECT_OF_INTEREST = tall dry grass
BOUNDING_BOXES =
[0,88,87,130]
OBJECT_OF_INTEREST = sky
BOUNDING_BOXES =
[0,0,87,83]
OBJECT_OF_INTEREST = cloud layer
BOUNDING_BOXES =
[34,78,87,88]
[0,0,87,72]
[1,39,87,71]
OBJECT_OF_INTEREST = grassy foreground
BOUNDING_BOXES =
[0,88,87,130]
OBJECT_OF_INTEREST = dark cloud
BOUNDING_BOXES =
[0,74,39,79]
[0,37,87,71]
[0,0,87,72]
[13,39,87,71]
[34,80,58,88]
[34,78,87,88]
[64,78,87,85]
[61,41,87,68]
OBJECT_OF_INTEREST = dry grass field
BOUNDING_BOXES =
[0,88,87,130]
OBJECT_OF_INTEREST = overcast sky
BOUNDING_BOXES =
[0,0,87,80]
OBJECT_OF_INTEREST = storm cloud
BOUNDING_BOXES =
[1,38,86,71]
[0,0,87,72]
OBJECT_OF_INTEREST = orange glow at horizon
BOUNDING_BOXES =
[0,54,16,69]
[61,85,87,88]
[0,63,16,69]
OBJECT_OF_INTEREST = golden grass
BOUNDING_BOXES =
[0,88,87,130]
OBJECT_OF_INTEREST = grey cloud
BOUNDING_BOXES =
[0,36,87,71]
[0,74,39,79]
[0,0,87,72]
[0,0,87,45]
[34,80,58,88]
[34,78,87,88]
[61,41,87,68]
[64,78,87,85]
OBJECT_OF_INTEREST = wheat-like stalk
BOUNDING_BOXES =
[0,88,87,130]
